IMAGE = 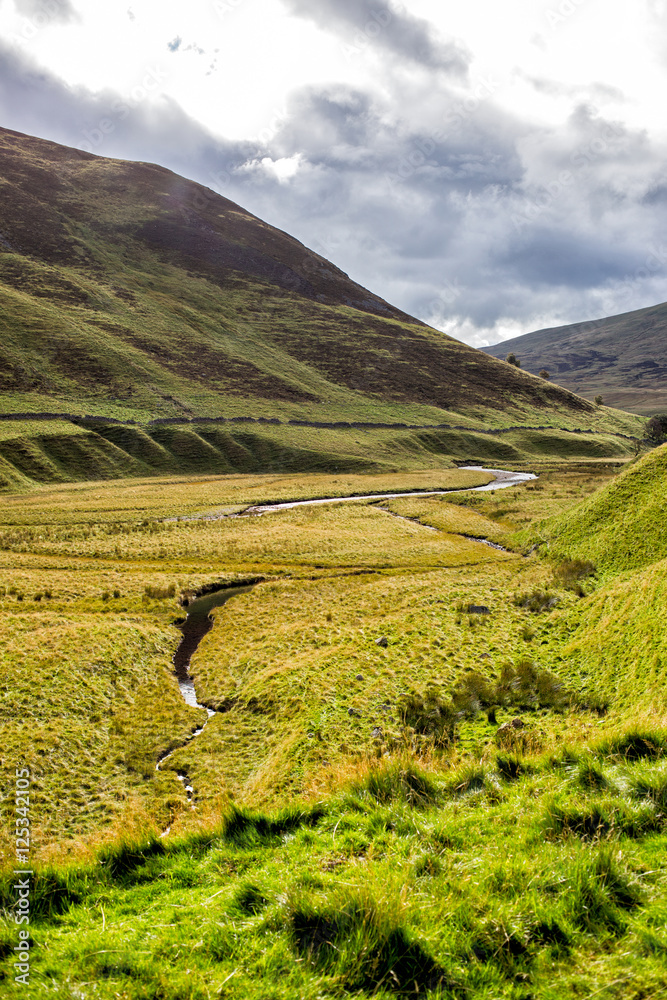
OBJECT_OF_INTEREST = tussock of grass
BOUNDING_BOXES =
[346,759,440,809]
[289,891,448,995]
[542,796,661,841]
[596,730,667,761]
[220,803,326,846]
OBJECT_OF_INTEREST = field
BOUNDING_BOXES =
[1,455,667,998]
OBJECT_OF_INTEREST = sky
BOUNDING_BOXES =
[1,0,667,346]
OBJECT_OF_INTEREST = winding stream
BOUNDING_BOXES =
[242,466,536,513]
[156,466,536,830]
[156,585,253,831]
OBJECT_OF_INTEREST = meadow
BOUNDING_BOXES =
[1,453,667,998]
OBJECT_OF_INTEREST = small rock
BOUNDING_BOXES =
[376,636,389,647]
[371,726,383,739]
[348,707,360,717]
[355,673,364,681]
[479,653,491,659]
[467,605,491,615]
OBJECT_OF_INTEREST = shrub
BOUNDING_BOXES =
[539,369,551,379]
[553,559,596,595]
[505,352,521,367]
[514,589,559,612]
[495,659,572,712]
[644,413,667,443]
[396,686,456,747]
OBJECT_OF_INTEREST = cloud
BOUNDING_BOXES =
[14,0,78,24]
[281,0,469,75]
[2,38,667,348]
[167,36,181,52]
[0,40,252,181]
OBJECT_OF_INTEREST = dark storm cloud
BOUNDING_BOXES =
[14,0,78,24]
[282,0,469,75]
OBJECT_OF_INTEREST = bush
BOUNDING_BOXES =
[396,686,456,747]
[505,352,521,367]
[553,559,596,595]
[539,369,550,379]
[644,413,667,443]
[495,659,572,712]
[514,589,559,612]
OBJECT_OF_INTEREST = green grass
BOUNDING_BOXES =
[2,455,667,996]
[2,743,667,998]
[537,443,667,574]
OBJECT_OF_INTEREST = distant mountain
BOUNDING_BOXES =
[483,302,667,415]
[0,126,625,431]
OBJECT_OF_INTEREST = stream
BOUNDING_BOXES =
[156,585,253,832]
[242,466,536,513]
[156,466,536,830]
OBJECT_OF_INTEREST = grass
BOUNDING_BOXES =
[1,454,667,995]
[537,442,667,574]
[2,741,667,997]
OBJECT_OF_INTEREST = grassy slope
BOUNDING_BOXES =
[0,127,643,444]
[0,417,644,492]
[537,443,667,574]
[2,465,667,996]
[483,300,667,414]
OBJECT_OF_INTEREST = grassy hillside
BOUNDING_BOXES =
[0,415,643,491]
[0,127,643,446]
[483,301,667,414]
[536,443,667,574]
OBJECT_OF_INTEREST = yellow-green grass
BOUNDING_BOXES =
[0,418,641,493]
[0,466,493,524]
[2,462,667,998]
[0,462,632,861]
[558,557,667,718]
[537,442,667,574]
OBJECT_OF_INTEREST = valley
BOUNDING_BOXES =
[1,450,667,998]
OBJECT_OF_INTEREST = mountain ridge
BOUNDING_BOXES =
[482,300,667,414]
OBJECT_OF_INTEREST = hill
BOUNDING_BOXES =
[537,442,667,574]
[483,301,667,415]
[0,126,646,487]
